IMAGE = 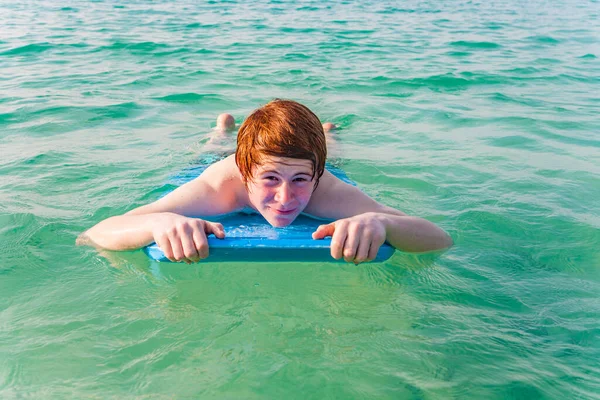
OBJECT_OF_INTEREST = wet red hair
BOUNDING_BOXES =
[235,99,327,188]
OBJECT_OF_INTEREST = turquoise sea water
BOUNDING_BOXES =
[1,0,599,398]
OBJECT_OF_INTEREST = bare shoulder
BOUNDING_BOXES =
[304,169,406,219]
[127,154,246,217]
[198,154,240,190]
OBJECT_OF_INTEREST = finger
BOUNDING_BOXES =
[180,229,200,263]
[169,235,187,263]
[161,236,185,263]
[312,223,335,240]
[205,222,225,239]
[156,235,175,262]
[354,232,372,264]
[367,241,380,262]
[368,232,386,262]
[192,228,209,260]
[330,222,347,260]
[343,225,361,263]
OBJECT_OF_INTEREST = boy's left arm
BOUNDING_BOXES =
[308,171,453,262]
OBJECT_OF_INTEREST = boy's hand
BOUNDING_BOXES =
[312,212,386,264]
[152,213,225,264]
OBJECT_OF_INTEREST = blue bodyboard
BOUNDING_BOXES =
[144,160,395,263]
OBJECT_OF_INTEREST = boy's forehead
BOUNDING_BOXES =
[255,156,313,171]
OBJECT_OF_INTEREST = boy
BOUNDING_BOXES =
[78,99,452,263]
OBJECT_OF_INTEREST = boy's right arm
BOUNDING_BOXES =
[77,177,235,262]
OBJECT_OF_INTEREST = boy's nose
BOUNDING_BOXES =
[275,183,293,205]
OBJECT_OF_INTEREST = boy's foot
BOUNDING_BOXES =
[322,122,337,133]
[322,122,340,157]
[216,113,236,131]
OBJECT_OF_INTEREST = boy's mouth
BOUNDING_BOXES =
[272,208,296,215]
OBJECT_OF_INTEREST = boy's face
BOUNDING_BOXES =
[246,156,315,227]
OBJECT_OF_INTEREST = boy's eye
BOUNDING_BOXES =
[293,177,307,182]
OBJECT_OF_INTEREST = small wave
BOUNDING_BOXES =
[283,52,310,60]
[318,40,360,49]
[153,93,221,104]
[502,66,547,75]
[372,92,413,99]
[450,40,501,49]
[484,135,539,149]
[0,212,44,270]
[187,69,210,76]
[369,72,501,91]
[534,57,562,64]
[153,47,191,57]
[279,27,319,34]
[183,22,220,29]
[100,41,170,53]
[2,103,133,129]
[229,42,268,49]
[489,92,545,107]
[578,53,596,59]
[446,51,471,57]
[527,35,560,44]
[495,71,590,84]
[484,22,507,30]
[376,8,418,13]
[195,48,216,55]
[296,6,320,11]
[11,102,142,127]
[487,116,600,148]
[0,42,53,56]
[336,29,376,36]
[557,73,598,83]
[0,111,18,124]
[21,151,74,167]
[537,121,600,147]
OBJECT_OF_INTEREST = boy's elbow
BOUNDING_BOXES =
[439,233,454,250]
[76,231,108,249]
[76,232,126,251]
[406,229,453,254]
[76,232,92,247]
[76,228,114,250]
[424,218,454,252]
[427,232,453,252]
